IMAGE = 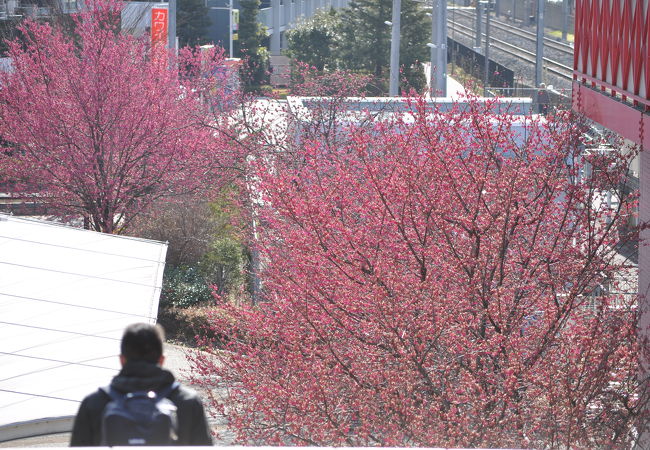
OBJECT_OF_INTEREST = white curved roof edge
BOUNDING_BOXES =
[0,214,168,429]
[0,213,169,246]
[0,416,73,443]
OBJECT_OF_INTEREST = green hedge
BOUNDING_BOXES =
[160,265,214,308]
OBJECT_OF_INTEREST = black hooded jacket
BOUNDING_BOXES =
[70,360,213,446]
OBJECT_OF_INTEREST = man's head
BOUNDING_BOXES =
[120,323,165,366]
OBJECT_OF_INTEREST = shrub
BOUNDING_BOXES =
[160,265,214,308]
[158,305,235,347]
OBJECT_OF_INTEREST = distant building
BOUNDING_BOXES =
[206,0,350,57]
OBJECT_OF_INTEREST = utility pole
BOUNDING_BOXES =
[535,0,544,87]
[562,0,569,41]
[229,1,233,57]
[451,0,456,75]
[429,0,447,96]
[475,1,482,49]
[272,0,281,55]
[388,0,401,96]
[168,0,177,50]
[483,0,490,97]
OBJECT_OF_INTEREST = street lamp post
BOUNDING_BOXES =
[451,0,456,76]
[388,0,401,97]
[229,1,233,57]
[482,0,490,97]
[428,0,447,96]
[562,0,569,41]
[475,0,482,49]
[168,0,177,50]
[535,0,544,87]
[272,0,281,55]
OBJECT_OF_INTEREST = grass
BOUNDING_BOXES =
[448,64,483,95]
[548,30,574,43]
[272,88,291,99]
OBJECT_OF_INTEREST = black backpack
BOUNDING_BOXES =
[100,382,180,446]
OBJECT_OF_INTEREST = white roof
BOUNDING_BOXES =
[0,215,167,428]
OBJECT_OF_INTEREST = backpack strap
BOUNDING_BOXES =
[156,381,180,401]
[99,381,180,402]
[99,385,124,403]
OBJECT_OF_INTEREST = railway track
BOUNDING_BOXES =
[446,7,574,87]
[453,8,574,57]
[448,20,573,81]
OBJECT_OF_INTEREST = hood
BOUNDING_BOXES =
[110,360,176,393]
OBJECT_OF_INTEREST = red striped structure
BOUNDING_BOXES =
[573,0,650,147]
[573,1,650,389]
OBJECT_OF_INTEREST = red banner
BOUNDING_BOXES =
[151,7,168,47]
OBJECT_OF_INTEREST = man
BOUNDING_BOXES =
[70,323,213,446]
[537,83,550,115]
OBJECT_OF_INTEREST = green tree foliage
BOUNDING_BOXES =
[177,0,212,47]
[237,0,270,86]
[199,200,247,301]
[401,63,427,93]
[131,190,249,308]
[339,0,429,91]
[337,0,390,77]
[284,0,429,93]
[0,18,22,55]
[285,9,339,71]
[161,265,214,308]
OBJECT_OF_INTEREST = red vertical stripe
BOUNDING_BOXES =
[621,0,633,91]
[574,0,583,74]
[581,0,592,75]
[632,1,645,95]
[645,2,650,100]
[599,0,611,83]
[589,0,606,77]
[610,0,622,86]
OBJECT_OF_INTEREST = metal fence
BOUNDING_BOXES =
[488,87,572,113]
[449,38,515,89]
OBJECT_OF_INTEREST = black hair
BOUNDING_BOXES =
[120,323,165,364]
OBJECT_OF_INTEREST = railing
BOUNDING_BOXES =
[6,0,77,19]
[14,5,50,17]
[488,87,572,114]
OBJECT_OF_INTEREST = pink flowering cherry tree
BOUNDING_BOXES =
[191,93,646,448]
[0,0,236,233]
